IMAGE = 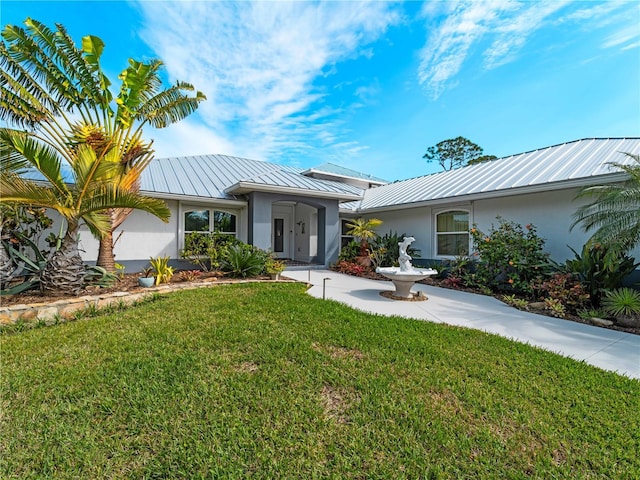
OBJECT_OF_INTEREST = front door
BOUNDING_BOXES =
[272,205,292,259]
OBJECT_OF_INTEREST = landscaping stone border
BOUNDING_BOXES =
[0,278,290,326]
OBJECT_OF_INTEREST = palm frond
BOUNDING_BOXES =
[572,151,640,253]
[0,129,70,195]
[80,185,170,222]
[0,172,74,217]
[3,21,81,112]
[138,82,206,129]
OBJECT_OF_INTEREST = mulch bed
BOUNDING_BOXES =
[0,271,250,307]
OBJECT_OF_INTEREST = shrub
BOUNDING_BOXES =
[333,260,368,276]
[338,240,360,263]
[537,273,590,314]
[563,242,638,307]
[470,218,551,295]
[220,244,268,278]
[178,270,201,282]
[180,232,240,271]
[602,288,640,317]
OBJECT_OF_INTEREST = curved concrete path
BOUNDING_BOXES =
[283,270,640,380]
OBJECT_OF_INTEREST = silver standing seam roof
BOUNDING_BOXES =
[140,154,363,201]
[342,138,640,212]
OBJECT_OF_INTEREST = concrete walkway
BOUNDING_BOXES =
[283,270,640,380]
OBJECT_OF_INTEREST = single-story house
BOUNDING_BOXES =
[75,137,639,271]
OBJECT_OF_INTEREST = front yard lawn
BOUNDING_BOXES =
[1,283,638,478]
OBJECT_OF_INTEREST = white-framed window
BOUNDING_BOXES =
[435,210,470,257]
[184,209,237,237]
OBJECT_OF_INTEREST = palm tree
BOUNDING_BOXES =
[346,218,383,256]
[571,152,640,255]
[1,18,205,272]
[0,130,170,293]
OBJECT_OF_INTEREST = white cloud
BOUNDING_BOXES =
[603,23,640,50]
[416,0,631,99]
[135,0,400,164]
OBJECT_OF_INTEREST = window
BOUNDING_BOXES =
[436,210,469,256]
[340,219,355,248]
[184,209,237,237]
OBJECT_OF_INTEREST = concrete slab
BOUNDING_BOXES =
[283,269,640,380]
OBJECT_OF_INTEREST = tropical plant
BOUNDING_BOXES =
[345,218,383,256]
[180,232,240,271]
[537,273,590,314]
[338,240,360,263]
[0,204,53,292]
[571,152,640,255]
[264,257,286,276]
[369,231,421,267]
[1,18,205,274]
[562,242,638,307]
[140,267,155,279]
[220,244,268,278]
[0,131,170,293]
[83,265,118,288]
[602,288,640,318]
[469,218,551,295]
[177,269,201,282]
[149,255,174,285]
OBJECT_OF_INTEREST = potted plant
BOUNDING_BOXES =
[138,267,155,287]
[265,257,286,280]
[345,217,383,267]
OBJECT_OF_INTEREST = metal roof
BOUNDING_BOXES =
[352,138,640,212]
[302,162,388,184]
[140,154,363,201]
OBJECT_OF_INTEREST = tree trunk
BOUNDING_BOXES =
[41,224,85,295]
[96,207,132,273]
[96,230,116,272]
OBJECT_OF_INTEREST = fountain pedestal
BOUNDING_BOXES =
[376,267,437,299]
[375,236,437,300]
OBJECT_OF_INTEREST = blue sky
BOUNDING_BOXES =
[3,0,639,181]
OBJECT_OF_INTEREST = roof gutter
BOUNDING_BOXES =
[225,182,363,201]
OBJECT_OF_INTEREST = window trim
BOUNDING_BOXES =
[181,205,239,251]
[434,209,471,258]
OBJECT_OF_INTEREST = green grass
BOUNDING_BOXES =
[1,283,638,479]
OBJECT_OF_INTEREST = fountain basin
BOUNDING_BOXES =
[376,267,438,299]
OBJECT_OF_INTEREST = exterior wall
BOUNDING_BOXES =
[249,192,340,265]
[360,188,640,264]
[78,200,180,263]
[294,203,318,262]
[74,199,248,271]
[366,206,434,260]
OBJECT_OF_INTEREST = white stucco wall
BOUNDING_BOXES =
[78,200,180,262]
[359,188,640,263]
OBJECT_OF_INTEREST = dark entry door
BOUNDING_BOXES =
[274,218,284,253]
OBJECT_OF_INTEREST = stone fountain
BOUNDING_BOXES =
[376,236,437,299]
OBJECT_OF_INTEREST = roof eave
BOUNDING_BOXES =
[356,173,629,214]
[225,182,363,201]
[141,191,248,207]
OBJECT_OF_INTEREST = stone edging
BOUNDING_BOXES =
[0,278,290,326]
